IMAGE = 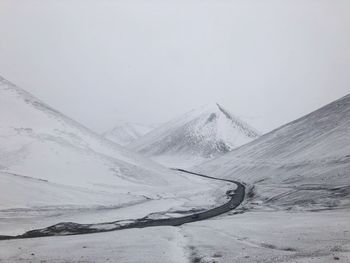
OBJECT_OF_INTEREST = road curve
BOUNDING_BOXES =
[0,169,245,240]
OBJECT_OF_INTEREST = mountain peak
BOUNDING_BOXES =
[186,103,260,139]
[215,102,223,109]
[128,103,260,167]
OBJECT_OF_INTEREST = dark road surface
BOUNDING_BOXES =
[0,169,245,240]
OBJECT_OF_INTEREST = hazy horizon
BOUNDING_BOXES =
[1,0,349,133]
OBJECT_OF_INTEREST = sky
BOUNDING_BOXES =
[0,0,349,133]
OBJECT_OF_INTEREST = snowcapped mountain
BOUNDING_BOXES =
[128,103,260,167]
[0,76,168,188]
[197,94,350,210]
[103,122,154,145]
[0,76,209,213]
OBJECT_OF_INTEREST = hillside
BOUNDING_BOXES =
[0,76,178,189]
[197,94,350,210]
[129,103,260,167]
[0,76,229,236]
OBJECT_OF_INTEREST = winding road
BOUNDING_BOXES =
[0,169,245,240]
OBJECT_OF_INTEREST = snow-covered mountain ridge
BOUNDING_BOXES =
[0,75,233,236]
[0,76,224,207]
[0,76,169,187]
[197,94,350,210]
[129,103,260,167]
[103,122,154,145]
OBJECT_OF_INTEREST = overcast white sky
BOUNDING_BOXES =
[0,0,349,133]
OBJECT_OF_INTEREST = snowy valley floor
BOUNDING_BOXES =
[0,169,235,236]
[0,210,349,263]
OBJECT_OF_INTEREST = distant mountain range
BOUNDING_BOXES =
[103,122,155,146]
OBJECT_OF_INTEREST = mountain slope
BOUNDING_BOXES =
[0,76,212,208]
[0,76,238,236]
[103,122,154,146]
[0,76,171,188]
[197,94,350,210]
[129,103,260,167]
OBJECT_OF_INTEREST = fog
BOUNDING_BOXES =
[0,0,349,133]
